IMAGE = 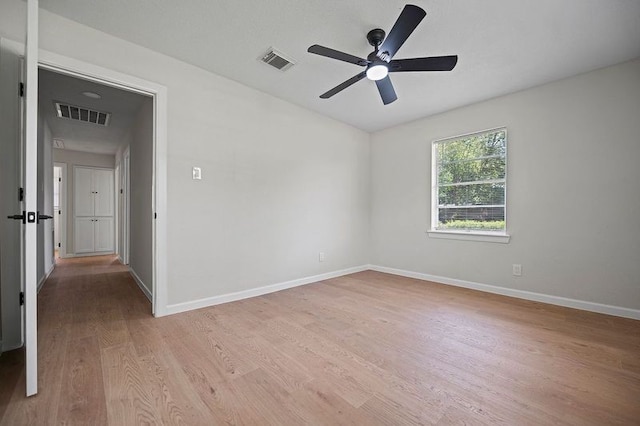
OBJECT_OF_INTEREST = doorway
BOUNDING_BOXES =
[35,50,167,317]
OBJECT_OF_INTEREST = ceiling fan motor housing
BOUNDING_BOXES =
[367,28,386,47]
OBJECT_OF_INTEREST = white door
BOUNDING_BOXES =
[94,169,114,217]
[23,0,39,397]
[94,217,114,252]
[74,167,94,216]
[74,217,95,253]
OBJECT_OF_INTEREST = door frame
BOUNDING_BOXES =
[114,162,119,260]
[37,50,168,317]
[53,162,67,258]
[121,146,130,266]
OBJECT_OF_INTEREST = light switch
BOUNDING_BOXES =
[192,167,202,180]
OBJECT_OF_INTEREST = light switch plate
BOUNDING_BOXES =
[192,167,202,180]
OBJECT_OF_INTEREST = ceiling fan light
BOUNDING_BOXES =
[366,64,388,81]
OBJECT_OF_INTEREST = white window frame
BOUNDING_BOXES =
[428,127,510,243]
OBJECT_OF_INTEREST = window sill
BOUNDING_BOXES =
[427,230,511,244]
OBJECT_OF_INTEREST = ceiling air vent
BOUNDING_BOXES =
[52,139,65,149]
[259,48,296,71]
[55,102,111,126]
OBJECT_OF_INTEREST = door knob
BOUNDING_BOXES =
[37,212,53,224]
[7,212,25,224]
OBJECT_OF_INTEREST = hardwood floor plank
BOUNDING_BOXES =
[56,336,108,425]
[100,342,164,425]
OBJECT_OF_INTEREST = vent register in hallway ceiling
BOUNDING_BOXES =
[55,102,111,126]
[260,48,296,71]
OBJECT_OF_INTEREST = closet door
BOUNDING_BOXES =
[74,167,94,216]
[94,217,114,252]
[94,169,114,217]
[74,217,95,253]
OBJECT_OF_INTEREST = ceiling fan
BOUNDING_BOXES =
[307,4,458,105]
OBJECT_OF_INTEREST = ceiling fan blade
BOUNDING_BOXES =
[320,71,367,99]
[389,55,458,72]
[308,45,368,66]
[375,76,398,105]
[378,5,426,60]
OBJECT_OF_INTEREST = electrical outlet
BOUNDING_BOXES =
[512,264,522,276]
[319,252,325,262]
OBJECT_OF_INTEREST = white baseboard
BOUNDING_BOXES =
[368,265,640,321]
[129,268,152,302]
[37,263,56,293]
[164,265,369,316]
[65,251,115,258]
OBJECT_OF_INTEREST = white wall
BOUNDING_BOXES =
[129,97,153,295]
[0,6,371,309]
[371,59,640,311]
[52,149,115,254]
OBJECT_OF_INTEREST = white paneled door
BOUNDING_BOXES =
[74,217,95,253]
[94,217,115,252]
[94,169,114,217]
[74,167,115,254]
[24,0,39,397]
[73,167,94,216]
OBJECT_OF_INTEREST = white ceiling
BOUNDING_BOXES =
[39,68,149,155]
[39,0,640,132]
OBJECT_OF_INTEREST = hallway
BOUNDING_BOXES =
[0,255,151,424]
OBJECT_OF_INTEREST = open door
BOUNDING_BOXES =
[23,0,39,397]
[2,0,39,397]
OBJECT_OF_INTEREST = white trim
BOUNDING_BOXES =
[432,126,509,145]
[129,268,152,302]
[431,126,508,235]
[113,162,119,261]
[36,263,55,293]
[53,162,67,258]
[122,147,130,266]
[164,265,369,316]
[36,48,168,319]
[427,230,510,243]
[64,252,115,258]
[368,265,640,320]
[153,90,168,317]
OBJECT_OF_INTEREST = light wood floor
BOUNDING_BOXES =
[1,256,639,425]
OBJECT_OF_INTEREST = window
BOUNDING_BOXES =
[430,128,508,241]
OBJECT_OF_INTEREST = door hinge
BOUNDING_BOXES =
[19,291,24,306]
[58,210,61,215]
[154,212,157,219]
[19,82,24,97]
[58,177,62,182]
[58,242,61,248]
[19,187,24,201]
